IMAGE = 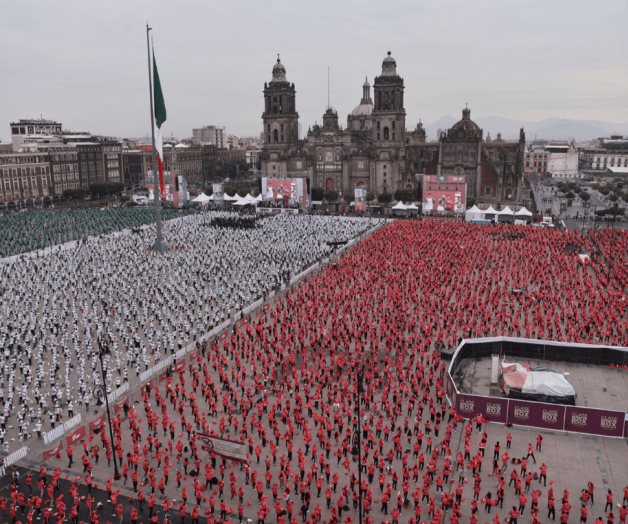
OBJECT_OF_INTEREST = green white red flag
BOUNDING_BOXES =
[153,51,167,199]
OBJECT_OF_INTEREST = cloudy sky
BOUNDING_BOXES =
[1,0,627,143]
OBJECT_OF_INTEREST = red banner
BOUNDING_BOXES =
[66,426,86,446]
[43,441,63,461]
[89,415,106,432]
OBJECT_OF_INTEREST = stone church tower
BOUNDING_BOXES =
[371,52,406,196]
[261,56,300,177]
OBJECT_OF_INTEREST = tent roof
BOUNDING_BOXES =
[223,193,239,201]
[391,201,407,210]
[484,205,497,214]
[499,206,514,215]
[515,206,533,216]
[191,192,210,203]
[406,202,419,209]
[466,204,481,213]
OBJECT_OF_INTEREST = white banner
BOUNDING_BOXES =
[196,433,248,463]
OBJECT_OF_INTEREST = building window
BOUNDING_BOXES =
[383,127,389,140]
[485,187,491,196]
[392,121,396,130]
[273,129,279,143]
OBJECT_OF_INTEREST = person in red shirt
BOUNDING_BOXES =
[509,505,520,523]
[581,503,589,523]
[606,490,614,512]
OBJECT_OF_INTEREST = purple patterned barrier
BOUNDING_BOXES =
[456,394,508,424]
[451,392,626,438]
[564,406,624,438]
[507,399,566,431]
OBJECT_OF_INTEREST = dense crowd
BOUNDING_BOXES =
[0,220,624,524]
[0,212,382,451]
[0,208,192,259]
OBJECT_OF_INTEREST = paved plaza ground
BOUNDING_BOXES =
[1,218,626,524]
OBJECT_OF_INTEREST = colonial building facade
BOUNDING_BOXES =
[261,53,526,205]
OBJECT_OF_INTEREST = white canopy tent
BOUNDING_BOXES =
[515,206,533,217]
[191,193,211,203]
[499,206,514,215]
[465,204,483,221]
[233,194,258,206]
[223,193,239,201]
[406,202,419,213]
[391,201,408,214]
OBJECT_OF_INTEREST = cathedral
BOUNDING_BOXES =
[261,52,526,205]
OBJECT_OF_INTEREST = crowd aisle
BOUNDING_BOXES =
[1,220,626,524]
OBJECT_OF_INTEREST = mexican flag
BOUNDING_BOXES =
[153,51,167,200]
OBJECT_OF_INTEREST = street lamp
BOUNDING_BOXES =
[352,368,365,524]
[97,337,121,480]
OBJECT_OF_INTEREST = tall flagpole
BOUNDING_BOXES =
[146,23,165,254]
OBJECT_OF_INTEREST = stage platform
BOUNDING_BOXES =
[454,356,628,413]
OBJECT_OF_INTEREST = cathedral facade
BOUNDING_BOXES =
[261,53,526,205]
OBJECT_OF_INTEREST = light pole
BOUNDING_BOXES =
[353,368,364,524]
[97,337,121,480]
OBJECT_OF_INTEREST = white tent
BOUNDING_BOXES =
[406,202,419,213]
[484,205,497,215]
[515,206,533,217]
[465,204,483,221]
[391,201,407,210]
[224,193,239,201]
[192,193,211,203]
[499,206,514,215]
[255,194,263,201]
[233,194,258,206]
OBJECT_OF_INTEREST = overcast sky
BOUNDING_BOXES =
[1,0,627,143]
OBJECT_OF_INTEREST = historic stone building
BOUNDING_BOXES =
[261,53,526,205]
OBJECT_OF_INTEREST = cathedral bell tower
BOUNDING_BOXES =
[262,55,299,148]
[372,51,405,144]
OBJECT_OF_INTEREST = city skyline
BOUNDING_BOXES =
[1,0,627,144]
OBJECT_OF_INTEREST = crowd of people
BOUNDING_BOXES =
[0,218,625,524]
[0,212,382,452]
[0,208,192,259]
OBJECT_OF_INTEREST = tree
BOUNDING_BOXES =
[324,190,339,202]
[311,187,325,201]
[394,189,416,203]
[89,182,124,197]
[366,192,375,203]
[62,188,88,200]
[378,192,392,204]
[579,191,591,202]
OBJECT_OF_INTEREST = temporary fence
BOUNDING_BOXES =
[12,218,386,469]
[446,336,628,438]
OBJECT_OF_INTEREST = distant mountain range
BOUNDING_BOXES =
[424,116,628,142]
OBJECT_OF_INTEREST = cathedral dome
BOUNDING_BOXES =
[450,107,481,134]
[381,51,397,77]
[350,101,373,116]
[271,56,287,82]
